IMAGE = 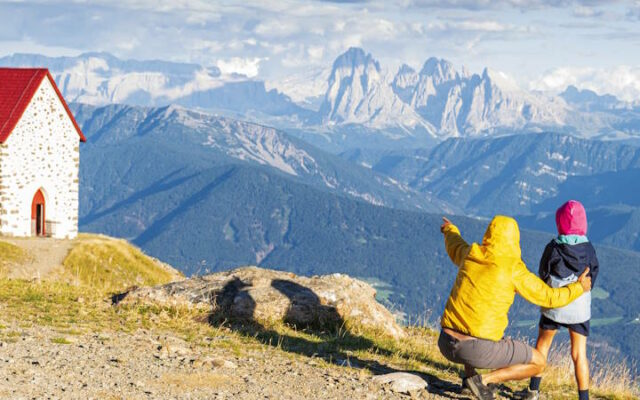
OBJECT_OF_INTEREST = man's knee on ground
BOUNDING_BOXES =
[531,349,547,372]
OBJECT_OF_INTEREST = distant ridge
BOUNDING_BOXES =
[3,50,640,146]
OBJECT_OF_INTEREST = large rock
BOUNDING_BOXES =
[115,266,405,339]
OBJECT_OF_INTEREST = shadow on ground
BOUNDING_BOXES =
[204,277,514,399]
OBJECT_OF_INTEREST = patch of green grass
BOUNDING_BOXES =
[223,222,237,242]
[512,319,537,328]
[357,277,395,303]
[593,287,611,300]
[592,317,625,327]
[51,337,72,345]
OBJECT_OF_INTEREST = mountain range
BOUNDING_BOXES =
[67,102,640,366]
[344,133,640,213]
[71,103,450,218]
[3,49,640,149]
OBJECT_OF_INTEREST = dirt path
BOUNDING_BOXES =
[3,237,73,280]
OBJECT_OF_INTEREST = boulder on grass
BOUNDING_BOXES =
[115,266,405,339]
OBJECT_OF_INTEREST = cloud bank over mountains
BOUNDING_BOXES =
[0,1,639,102]
[531,65,640,103]
[4,48,639,148]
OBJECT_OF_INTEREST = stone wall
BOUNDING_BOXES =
[0,78,80,239]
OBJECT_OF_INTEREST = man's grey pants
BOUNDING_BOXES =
[438,330,533,369]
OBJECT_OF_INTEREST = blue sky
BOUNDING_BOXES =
[1,0,640,99]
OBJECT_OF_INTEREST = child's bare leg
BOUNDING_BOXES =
[570,330,589,390]
[534,328,557,376]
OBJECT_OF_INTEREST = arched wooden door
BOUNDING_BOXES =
[31,190,46,237]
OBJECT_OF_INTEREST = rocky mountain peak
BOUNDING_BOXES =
[419,57,458,83]
[397,63,416,76]
[320,48,429,132]
[560,85,621,111]
[330,47,381,73]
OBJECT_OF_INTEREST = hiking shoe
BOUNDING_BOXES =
[516,389,540,400]
[466,374,495,400]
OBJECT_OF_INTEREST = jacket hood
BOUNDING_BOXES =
[556,200,587,236]
[481,215,522,258]
[550,240,592,275]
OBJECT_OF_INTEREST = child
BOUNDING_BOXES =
[522,200,599,400]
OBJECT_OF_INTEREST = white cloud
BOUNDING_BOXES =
[307,45,325,60]
[375,18,397,38]
[253,20,301,37]
[454,21,510,32]
[333,20,347,32]
[189,39,224,53]
[328,34,363,52]
[116,37,140,51]
[627,4,640,20]
[572,5,603,18]
[0,38,81,57]
[399,1,602,10]
[424,19,531,34]
[530,66,640,102]
[216,57,265,77]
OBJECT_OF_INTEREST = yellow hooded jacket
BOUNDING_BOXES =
[441,216,585,342]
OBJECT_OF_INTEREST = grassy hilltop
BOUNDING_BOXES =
[0,235,637,399]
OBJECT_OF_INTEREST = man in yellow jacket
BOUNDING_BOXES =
[438,216,591,400]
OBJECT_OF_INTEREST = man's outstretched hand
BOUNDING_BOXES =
[441,217,452,233]
[578,267,592,292]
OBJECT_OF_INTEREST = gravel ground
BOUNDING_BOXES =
[0,326,473,400]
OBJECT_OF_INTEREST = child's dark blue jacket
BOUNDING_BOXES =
[539,238,600,324]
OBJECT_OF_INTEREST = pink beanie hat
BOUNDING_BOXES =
[555,200,587,236]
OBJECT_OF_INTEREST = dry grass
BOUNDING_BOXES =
[537,342,639,399]
[0,240,30,276]
[60,233,182,293]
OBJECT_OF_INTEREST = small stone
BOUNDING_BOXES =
[193,356,237,369]
[372,372,428,394]
[169,344,191,357]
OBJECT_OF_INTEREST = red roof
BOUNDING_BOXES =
[0,68,86,143]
